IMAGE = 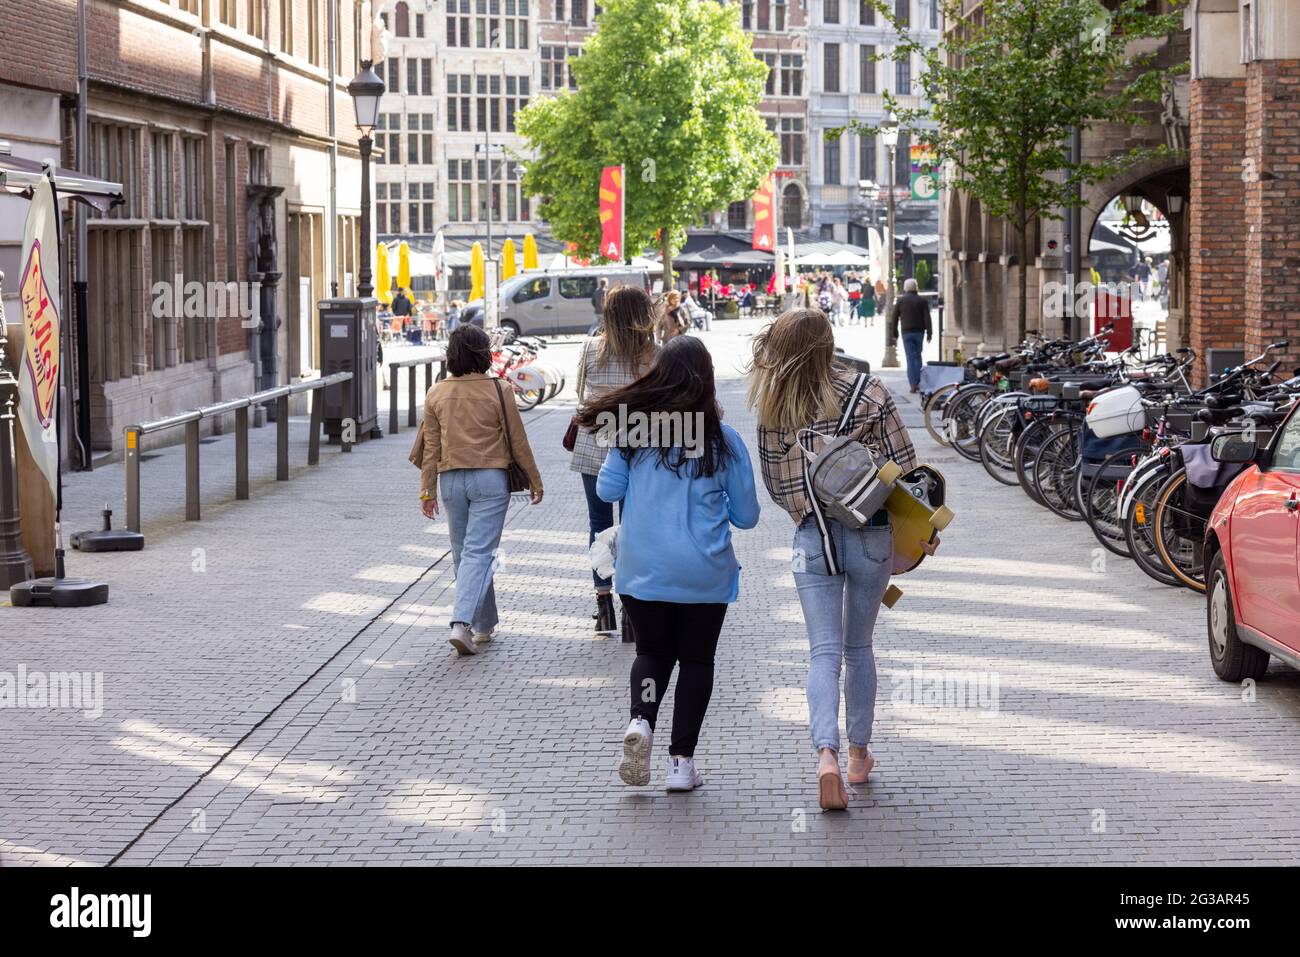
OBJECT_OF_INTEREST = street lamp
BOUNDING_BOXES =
[348,62,385,298]
[881,111,900,368]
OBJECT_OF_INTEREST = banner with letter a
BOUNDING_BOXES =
[598,165,624,261]
[751,173,775,250]
[17,175,61,496]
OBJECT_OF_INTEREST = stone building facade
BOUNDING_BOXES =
[2,0,370,458]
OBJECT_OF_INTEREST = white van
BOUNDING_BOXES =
[461,264,650,340]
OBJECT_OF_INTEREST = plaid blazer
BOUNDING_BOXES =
[756,369,918,525]
[569,337,657,476]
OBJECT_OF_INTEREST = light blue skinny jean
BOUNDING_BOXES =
[792,515,893,753]
[440,468,510,632]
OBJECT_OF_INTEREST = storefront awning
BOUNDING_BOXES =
[0,151,124,212]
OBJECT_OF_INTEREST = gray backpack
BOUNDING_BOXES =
[799,374,900,574]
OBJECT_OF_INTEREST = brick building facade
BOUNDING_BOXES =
[2,0,373,458]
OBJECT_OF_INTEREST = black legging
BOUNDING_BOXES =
[621,595,728,758]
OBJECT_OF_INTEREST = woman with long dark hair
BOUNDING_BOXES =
[749,308,916,810]
[418,325,543,656]
[578,336,760,791]
[571,284,657,637]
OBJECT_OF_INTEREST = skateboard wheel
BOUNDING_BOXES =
[882,584,903,608]
[931,505,954,531]
[921,536,939,556]
[876,460,903,485]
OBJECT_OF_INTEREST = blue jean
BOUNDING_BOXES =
[440,468,510,631]
[902,331,926,389]
[582,472,616,589]
[792,516,893,753]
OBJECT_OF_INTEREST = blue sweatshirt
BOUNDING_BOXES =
[596,424,761,604]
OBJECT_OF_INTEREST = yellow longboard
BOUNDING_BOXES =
[877,464,953,607]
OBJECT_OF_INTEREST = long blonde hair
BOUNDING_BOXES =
[596,284,655,371]
[748,309,842,431]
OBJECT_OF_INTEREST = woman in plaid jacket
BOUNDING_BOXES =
[749,308,917,811]
[571,285,658,636]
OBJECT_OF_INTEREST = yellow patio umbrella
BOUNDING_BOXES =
[470,241,485,301]
[396,240,412,295]
[375,242,393,306]
[522,233,539,271]
[501,237,518,281]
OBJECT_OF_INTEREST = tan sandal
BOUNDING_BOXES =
[818,769,848,811]
[847,747,875,786]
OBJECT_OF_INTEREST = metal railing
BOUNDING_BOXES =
[387,348,447,435]
[124,372,353,534]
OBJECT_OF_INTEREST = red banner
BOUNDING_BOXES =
[598,165,624,261]
[565,242,590,267]
[751,173,775,250]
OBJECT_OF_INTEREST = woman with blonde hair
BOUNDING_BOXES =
[749,308,917,810]
[571,283,658,636]
[656,289,687,344]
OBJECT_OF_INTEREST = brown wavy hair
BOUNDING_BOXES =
[596,284,656,372]
[747,308,843,431]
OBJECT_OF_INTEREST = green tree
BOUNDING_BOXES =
[516,0,778,290]
[914,258,931,291]
[842,0,1184,340]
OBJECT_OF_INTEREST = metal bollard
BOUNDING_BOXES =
[276,394,290,480]
[235,406,250,500]
[389,362,400,434]
[408,365,417,427]
[185,419,201,521]
[125,427,142,532]
[308,385,323,466]
[341,376,353,453]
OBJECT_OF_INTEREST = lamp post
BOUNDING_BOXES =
[881,111,900,368]
[348,62,385,299]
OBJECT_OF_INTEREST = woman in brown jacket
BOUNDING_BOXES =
[419,325,543,656]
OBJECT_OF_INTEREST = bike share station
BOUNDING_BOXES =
[318,296,382,444]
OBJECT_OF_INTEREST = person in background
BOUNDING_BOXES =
[590,277,610,335]
[892,278,932,394]
[572,285,658,637]
[392,288,414,342]
[447,299,463,335]
[579,336,760,792]
[846,272,863,325]
[749,308,917,810]
[419,325,543,656]
[657,289,687,344]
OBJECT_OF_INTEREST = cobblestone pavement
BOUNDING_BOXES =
[4,321,1299,866]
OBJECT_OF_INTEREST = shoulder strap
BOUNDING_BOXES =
[835,373,869,437]
[576,338,590,401]
[493,378,519,466]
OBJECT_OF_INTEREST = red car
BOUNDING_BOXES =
[1204,405,1300,680]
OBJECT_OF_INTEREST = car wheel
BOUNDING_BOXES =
[500,321,520,344]
[1207,550,1270,682]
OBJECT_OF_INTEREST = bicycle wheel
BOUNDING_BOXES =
[514,385,541,410]
[1032,426,1084,520]
[1152,468,1208,593]
[1084,450,1135,558]
[1123,467,1183,587]
[923,383,960,447]
[978,406,1021,485]
[1013,417,1060,506]
[946,386,995,461]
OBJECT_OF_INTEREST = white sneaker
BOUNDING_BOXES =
[472,629,493,645]
[618,718,653,786]
[665,756,703,792]
[448,622,477,656]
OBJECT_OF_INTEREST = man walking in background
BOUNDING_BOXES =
[590,277,609,334]
[892,277,932,394]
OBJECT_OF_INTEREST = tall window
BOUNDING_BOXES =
[246,0,263,37]
[823,43,840,93]
[448,0,472,45]
[859,133,876,183]
[308,0,322,65]
[395,1,410,35]
[824,137,841,185]
[505,75,530,132]
[895,0,909,26]
[150,131,174,219]
[386,57,400,92]
[767,116,804,166]
[570,0,587,26]
[929,0,939,29]
[219,0,236,28]
[860,45,876,92]
[757,0,769,30]
[859,0,874,25]
[782,183,802,229]
[224,140,237,281]
[895,131,910,186]
[447,74,473,130]
[741,0,753,29]
[448,159,474,222]
[180,137,204,221]
[760,52,777,95]
[825,0,839,24]
[504,0,529,48]
[773,0,786,30]
[895,56,911,95]
[780,53,803,95]
[279,0,293,52]
[728,201,747,230]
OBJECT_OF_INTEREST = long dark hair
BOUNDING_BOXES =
[577,335,733,479]
[596,284,655,371]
